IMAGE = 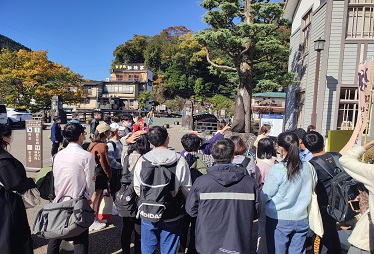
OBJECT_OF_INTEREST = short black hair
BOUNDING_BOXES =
[62,123,85,142]
[181,134,202,152]
[302,131,324,153]
[211,138,235,164]
[121,114,132,121]
[147,126,168,147]
[257,137,276,159]
[128,134,150,155]
[293,128,307,140]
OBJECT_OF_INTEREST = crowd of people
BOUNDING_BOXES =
[0,113,373,254]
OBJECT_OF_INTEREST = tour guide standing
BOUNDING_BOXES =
[50,115,63,157]
[47,123,95,254]
[133,126,191,254]
[185,138,258,254]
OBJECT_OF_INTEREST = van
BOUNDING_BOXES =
[0,105,7,124]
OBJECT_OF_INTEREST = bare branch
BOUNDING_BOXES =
[206,47,236,71]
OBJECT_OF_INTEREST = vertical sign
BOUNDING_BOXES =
[340,60,373,154]
[25,120,43,171]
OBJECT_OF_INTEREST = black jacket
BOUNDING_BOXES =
[0,150,34,254]
[185,163,258,254]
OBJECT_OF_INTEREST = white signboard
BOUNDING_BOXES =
[260,114,284,137]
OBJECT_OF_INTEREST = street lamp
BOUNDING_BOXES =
[311,37,326,127]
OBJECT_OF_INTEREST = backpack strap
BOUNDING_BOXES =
[311,155,335,178]
[87,142,100,152]
[107,140,116,151]
[238,157,251,175]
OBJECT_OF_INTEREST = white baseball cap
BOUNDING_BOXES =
[109,122,125,131]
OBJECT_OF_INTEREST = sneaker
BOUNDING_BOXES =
[60,240,74,251]
[89,221,107,231]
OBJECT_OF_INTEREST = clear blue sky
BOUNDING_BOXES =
[0,0,207,81]
[0,0,282,81]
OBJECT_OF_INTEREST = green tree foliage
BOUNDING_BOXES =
[209,94,235,113]
[197,0,290,132]
[112,35,149,65]
[137,91,151,109]
[0,49,84,111]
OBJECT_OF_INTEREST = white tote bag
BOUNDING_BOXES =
[307,162,324,237]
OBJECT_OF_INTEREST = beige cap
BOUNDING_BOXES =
[96,122,115,133]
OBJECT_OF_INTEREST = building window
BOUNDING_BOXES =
[337,88,359,129]
[106,85,134,94]
[302,9,312,55]
[128,74,139,82]
[347,4,374,39]
[116,75,123,81]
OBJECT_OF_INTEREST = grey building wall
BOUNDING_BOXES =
[341,44,358,86]
[319,1,345,135]
[285,28,302,130]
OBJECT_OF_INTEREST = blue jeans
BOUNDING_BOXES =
[266,216,308,254]
[141,218,182,254]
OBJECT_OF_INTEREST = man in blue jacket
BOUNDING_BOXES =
[50,115,63,156]
[185,138,258,254]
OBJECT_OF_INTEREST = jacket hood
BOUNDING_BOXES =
[143,148,181,166]
[207,164,245,186]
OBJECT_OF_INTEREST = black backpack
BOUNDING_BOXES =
[137,158,185,222]
[312,153,360,222]
[36,157,56,201]
[114,154,140,218]
[185,153,207,183]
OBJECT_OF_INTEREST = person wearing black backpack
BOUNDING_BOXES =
[179,133,208,254]
[303,131,343,254]
[133,126,191,254]
[119,133,150,254]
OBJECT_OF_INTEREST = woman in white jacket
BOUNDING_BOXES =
[339,140,374,254]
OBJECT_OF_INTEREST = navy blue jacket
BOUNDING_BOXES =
[185,163,258,254]
[50,122,63,143]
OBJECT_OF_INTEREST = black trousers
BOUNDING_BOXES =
[319,206,342,254]
[47,229,89,254]
[121,217,141,254]
[110,168,122,201]
[180,214,197,253]
[51,142,60,157]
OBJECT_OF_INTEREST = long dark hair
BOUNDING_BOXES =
[257,138,276,159]
[0,124,12,151]
[128,134,150,155]
[277,132,301,180]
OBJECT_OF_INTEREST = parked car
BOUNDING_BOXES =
[0,105,7,125]
[7,108,33,127]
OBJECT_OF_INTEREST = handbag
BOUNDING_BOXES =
[33,196,95,239]
[97,189,113,221]
[115,155,140,218]
[307,162,324,238]
[0,181,41,209]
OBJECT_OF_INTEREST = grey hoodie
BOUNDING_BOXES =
[133,148,192,198]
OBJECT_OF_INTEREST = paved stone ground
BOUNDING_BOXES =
[10,118,347,253]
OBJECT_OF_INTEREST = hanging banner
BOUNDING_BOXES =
[340,60,373,154]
